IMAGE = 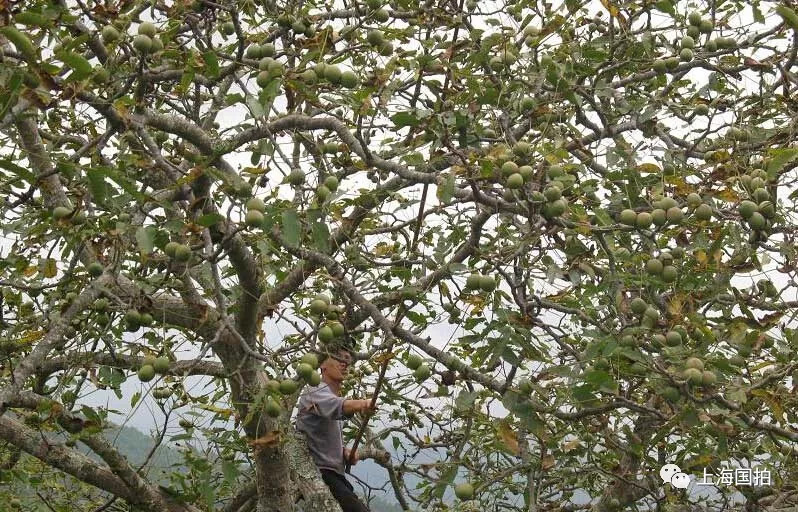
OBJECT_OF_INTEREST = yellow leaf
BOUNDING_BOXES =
[717,188,739,202]
[19,330,44,344]
[497,420,520,456]
[694,250,707,267]
[541,454,556,470]
[667,294,684,317]
[636,163,661,174]
[23,265,37,277]
[199,404,235,418]
[563,439,581,452]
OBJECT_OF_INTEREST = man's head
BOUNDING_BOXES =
[317,346,353,384]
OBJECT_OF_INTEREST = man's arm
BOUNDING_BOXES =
[342,399,376,416]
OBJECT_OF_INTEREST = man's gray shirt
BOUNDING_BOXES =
[295,382,350,475]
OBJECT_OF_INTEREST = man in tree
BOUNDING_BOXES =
[295,345,377,512]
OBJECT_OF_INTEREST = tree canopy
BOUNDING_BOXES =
[0,0,797,511]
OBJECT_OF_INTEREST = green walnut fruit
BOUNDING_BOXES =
[466,273,481,290]
[686,25,700,38]
[683,367,703,385]
[330,321,345,338]
[153,356,170,374]
[653,59,668,74]
[406,353,423,370]
[309,371,321,386]
[666,206,684,224]
[665,57,680,70]
[651,208,666,226]
[644,306,660,321]
[479,275,496,292]
[164,241,180,257]
[518,165,534,180]
[686,192,702,208]
[317,185,331,201]
[245,209,264,227]
[179,418,193,429]
[220,21,235,36]
[133,34,153,54]
[695,104,709,116]
[694,203,712,221]
[287,169,305,186]
[543,186,562,202]
[507,173,524,189]
[340,70,358,88]
[636,212,652,229]
[173,244,192,262]
[630,297,648,315]
[665,330,682,346]
[681,35,695,49]
[256,70,272,88]
[53,206,72,219]
[138,22,158,37]
[279,379,298,395]
[685,357,704,370]
[688,11,702,26]
[661,265,678,283]
[738,200,757,219]
[265,398,282,417]
[318,325,335,343]
[297,363,315,381]
[102,25,121,43]
[301,353,319,369]
[324,64,342,84]
[747,212,766,230]
[661,386,681,402]
[87,262,104,277]
[545,199,567,217]
[646,258,663,275]
[619,209,637,226]
[367,29,384,46]
[324,176,339,192]
[518,378,533,394]
[309,299,329,315]
[139,312,153,326]
[753,187,770,202]
[138,364,155,382]
[413,363,431,381]
[454,482,475,500]
[501,161,519,177]
[246,197,266,212]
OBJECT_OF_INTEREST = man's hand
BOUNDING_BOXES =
[344,447,359,465]
[358,399,377,414]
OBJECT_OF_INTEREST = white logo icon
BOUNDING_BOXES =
[660,464,690,489]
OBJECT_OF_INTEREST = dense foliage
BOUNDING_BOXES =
[0,0,797,511]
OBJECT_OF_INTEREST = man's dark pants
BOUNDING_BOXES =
[320,469,370,512]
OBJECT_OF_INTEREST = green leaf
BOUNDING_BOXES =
[281,209,301,248]
[135,226,156,254]
[311,221,330,253]
[584,368,618,394]
[654,0,675,15]
[0,72,23,120]
[221,459,238,485]
[0,156,34,182]
[390,111,420,128]
[437,173,455,203]
[246,95,265,117]
[766,147,798,175]
[56,51,93,81]
[86,168,107,203]
[197,213,225,227]
[130,391,141,408]
[202,51,219,78]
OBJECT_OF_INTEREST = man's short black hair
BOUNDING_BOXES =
[315,343,354,365]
